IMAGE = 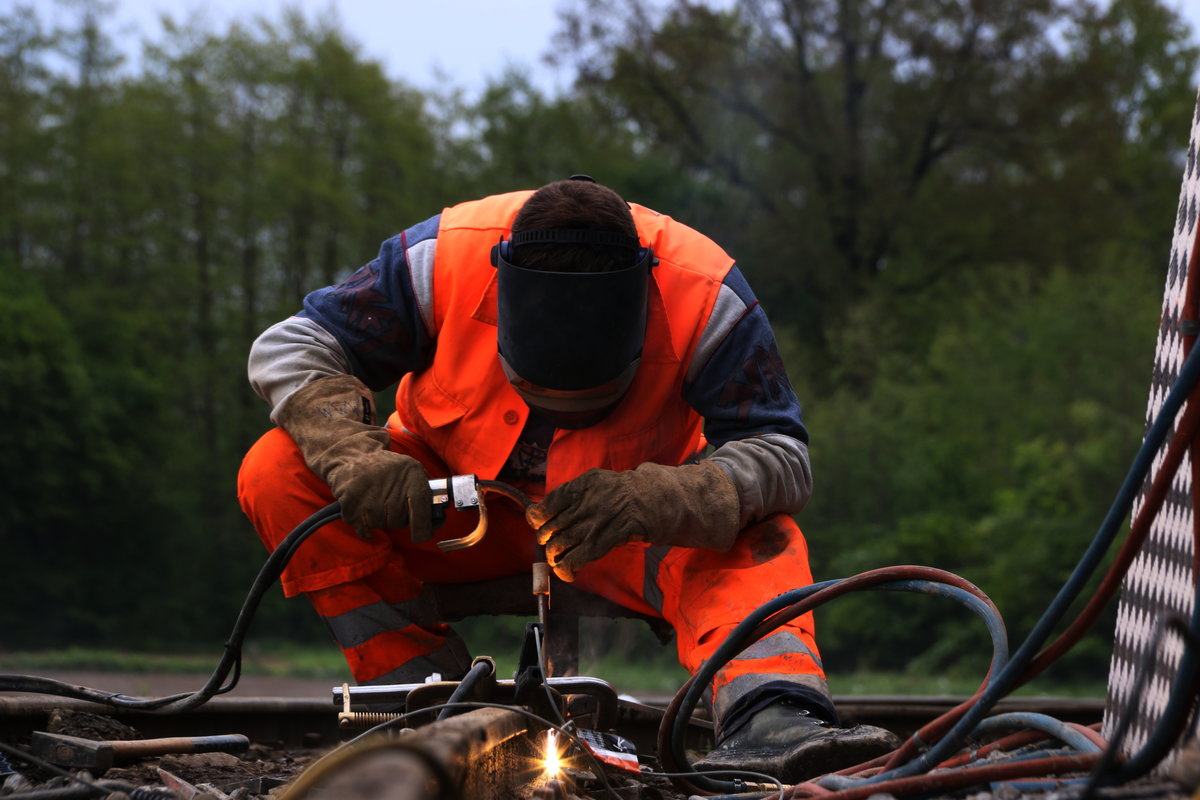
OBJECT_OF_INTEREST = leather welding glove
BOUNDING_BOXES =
[526,460,741,581]
[275,374,433,543]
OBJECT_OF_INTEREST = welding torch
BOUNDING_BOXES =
[428,475,551,655]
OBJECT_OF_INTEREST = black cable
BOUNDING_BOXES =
[478,480,532,511]
[435,658,495,720]
[531,622,569,727]
[0,502,343,711]
[870,339,1200,783]
[1088,609,1200,788]
[665,572,1008,795]
[1079,613,1191,799]
[0,481,531,712]
[131,501,344,712]
[655,340,1200,796]
[0,480,539,711]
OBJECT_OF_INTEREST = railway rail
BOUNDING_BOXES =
[0,691,1104,748]
[0,690,1105,799]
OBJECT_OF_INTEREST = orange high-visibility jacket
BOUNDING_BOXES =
[387,190,736,493]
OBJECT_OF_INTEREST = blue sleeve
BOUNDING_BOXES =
[297,216,440,392]
[683,266,810,448]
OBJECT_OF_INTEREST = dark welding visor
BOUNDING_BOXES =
[491,231,654,421]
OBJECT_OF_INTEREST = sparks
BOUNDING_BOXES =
[542,730,562,777]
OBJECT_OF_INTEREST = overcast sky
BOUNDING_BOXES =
[28,0,1200,98]
[40,0,571,97]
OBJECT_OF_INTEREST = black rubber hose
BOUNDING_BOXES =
[660,567,1006,795]
[0,502,343,711]
[0,480,529,711]
[862,339,1200,785]
[436,658,496,720]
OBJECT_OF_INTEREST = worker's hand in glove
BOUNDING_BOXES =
[276,374,434,542]
[526,460,741,581]
[321,444,433,542]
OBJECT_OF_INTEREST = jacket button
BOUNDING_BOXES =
[503,410,519,425]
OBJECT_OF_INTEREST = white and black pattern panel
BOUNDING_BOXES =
[1102,89,1200,773]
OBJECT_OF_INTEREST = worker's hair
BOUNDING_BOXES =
[510,179,638,273]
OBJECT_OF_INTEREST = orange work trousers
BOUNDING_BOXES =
[237,426,828,718]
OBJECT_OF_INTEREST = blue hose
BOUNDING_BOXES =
[865,335,1200,783]
[670,575,1009,793]
[969,712,1101,754]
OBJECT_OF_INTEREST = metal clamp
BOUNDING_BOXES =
[333,675,619,731]
[427,474,489,552]
[337,682,402,730]
[428,474,480,510]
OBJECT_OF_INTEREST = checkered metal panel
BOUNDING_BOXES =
[1101,90,1200,772]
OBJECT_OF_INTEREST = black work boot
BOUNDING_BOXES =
[694,699,901,784]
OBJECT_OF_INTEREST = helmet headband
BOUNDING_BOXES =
[509,227,641,255]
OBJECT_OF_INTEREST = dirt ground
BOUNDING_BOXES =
[3,673,1155,800]
[1,672,685,799]
[2,705,683,800]
[1,672,337,798]
[2,706,325,798]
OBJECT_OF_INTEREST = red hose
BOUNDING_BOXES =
[786,753,1101,800]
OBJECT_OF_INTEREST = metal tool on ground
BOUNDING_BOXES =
[30,731,250,772]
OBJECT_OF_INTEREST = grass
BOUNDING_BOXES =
[0,645,351,681]
[826,670,1107,699]
[0,647,1107,698]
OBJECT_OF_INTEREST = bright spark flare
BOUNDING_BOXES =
[542,730,562,777]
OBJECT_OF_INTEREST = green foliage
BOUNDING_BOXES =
[805,253,1160,677]
[827,669,1107,699]
[555,0,1197,377]
[447,67,717,225]
[0,267,101,531]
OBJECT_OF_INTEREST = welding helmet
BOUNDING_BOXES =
[491,228,654,428]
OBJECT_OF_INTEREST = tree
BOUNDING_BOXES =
[807,252,1161,677]
[449,67,718,220]
[551,0,1196,680]
[553,0,1198,371]
[0,4,468,647]
[0,5,55,270]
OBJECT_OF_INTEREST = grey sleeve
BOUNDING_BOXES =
[708,434,813,528]
[248,316,354,422]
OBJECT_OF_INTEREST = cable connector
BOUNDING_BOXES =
[428,474,479,510]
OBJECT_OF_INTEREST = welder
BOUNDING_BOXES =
[236,176,898,782]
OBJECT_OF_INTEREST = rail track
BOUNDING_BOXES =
[0,689,1105,799]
